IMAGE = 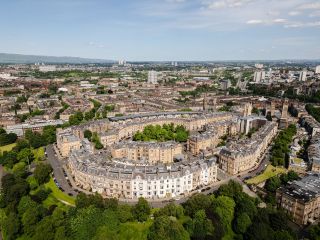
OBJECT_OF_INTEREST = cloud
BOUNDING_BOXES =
[166,0,185,2]
[298,2,320,10]
[246,18,287,25]
[272,18,286,23]
[87,41,105,48]
[288,11,301,16]
[246,19,263,24]
[310,11,320,17]
[284,21,320,28]
[135,0,320,31]
[206,0,252,9]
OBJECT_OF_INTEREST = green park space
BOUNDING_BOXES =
[246,165,287,185]
[45,177,76,206]
[292,158,303,164]
[0,143,16,155]
[32,146,45,162]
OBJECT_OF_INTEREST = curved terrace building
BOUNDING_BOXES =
[57,110,275,200]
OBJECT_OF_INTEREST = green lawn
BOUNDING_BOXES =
[45,177,76,206]
[246,165,286,185]
[0,143,16,155]
[293,158,303,164]
[32,147,45,162]
[43,195,70,212]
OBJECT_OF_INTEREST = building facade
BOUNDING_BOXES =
[276,173,320,225]
[219,121,277,175]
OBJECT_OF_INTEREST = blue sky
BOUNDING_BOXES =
[0,0,320,61]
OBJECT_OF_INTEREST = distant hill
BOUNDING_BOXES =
[0,53,115,64]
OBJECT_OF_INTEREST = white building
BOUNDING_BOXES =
[255,63,264,69]
[148,71,158,84]
[299,70,307,82]
[254,71,265,82]
[315,65,320,74]
[39,65,56,72]
[118,60,126,65]
[220,79,231,90]
[0,73,17,80]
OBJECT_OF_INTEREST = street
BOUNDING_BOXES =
[46,145,77,196]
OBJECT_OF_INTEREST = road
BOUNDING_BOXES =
[46,145,77,196]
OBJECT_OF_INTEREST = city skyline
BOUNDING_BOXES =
[1,0,320,61]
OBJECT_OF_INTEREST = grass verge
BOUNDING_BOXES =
[0,143,16,155]
[45,177,76,206]
[245,165,286,185]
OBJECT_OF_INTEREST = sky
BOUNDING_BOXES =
[0,0,320,61]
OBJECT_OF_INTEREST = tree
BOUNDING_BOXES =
[75,192,105,209]
[1,212,21,240]
[84,129,92,141]
[34,163,53,184]
[192,210,214,239]
[273,230,294,240]
[269,211,288,231]
[14,139,29,152]
[132,197,151,222]
[84,110,95,121]
[217,180,243,199]
[212,196,235,239]
[154,203,184,219]
[265,176,281,192]
[236,193,257,219]
[1,174,29,206]
[0,151,18,168]
[0,128,6,134]
[234,213,251,234]
[42,126,57,144]
[133,124,189,143]
[245,223,274,240]
[18,196,37,216]
[183,194,211,217]
[95,141,103,150]
[307,224,320,240]
[0,130,17,146]
[25,130,46,148]
[22,205,46,235]
[147,216,189,240]
[117,204,133,223]
[17,148,34,164]
[32,216,55,240]
[70,206,106,240]
[69,112,84,126]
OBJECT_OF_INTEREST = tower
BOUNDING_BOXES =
[148,71,158,84]
[279,99,289,129]
[281,99,289,119]
[270,101,275,117]
[203,93,208,111]
[243,102,252,117]
[299,70,307,82]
